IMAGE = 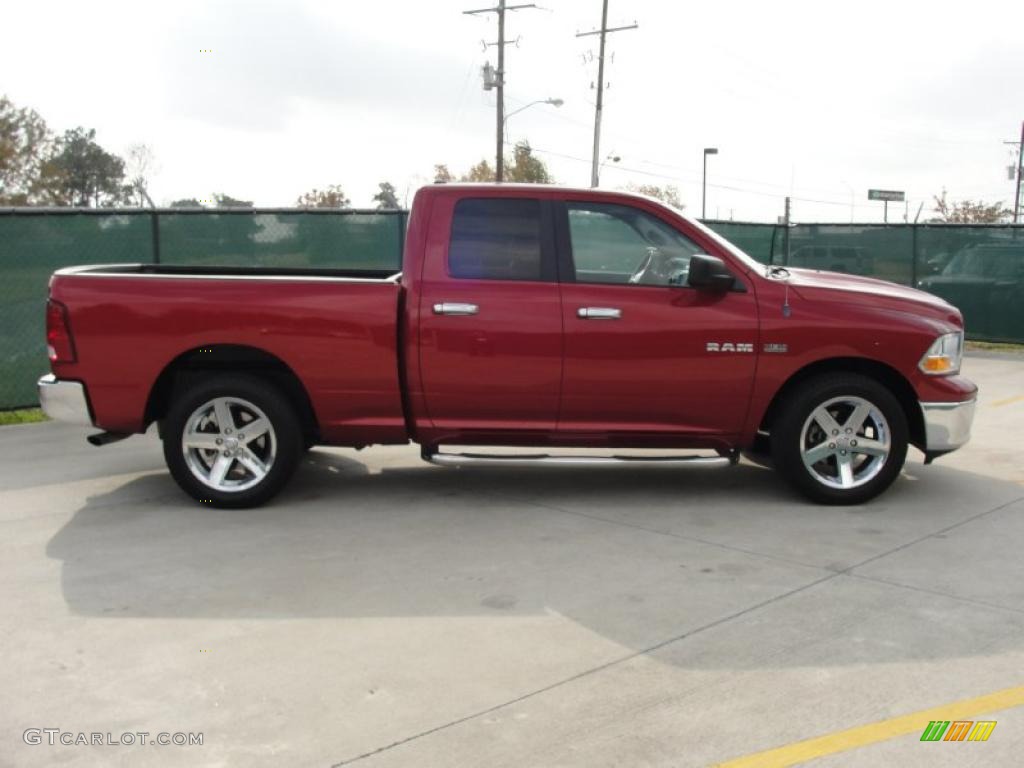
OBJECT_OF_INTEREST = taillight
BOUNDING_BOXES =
[46,299,76,363]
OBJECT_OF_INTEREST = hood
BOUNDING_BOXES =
[782,267,961,322]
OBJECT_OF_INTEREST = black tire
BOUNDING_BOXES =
[770,373,908,505]
[162,374,303,508]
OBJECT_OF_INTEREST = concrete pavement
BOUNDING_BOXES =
[2,354,1023,767]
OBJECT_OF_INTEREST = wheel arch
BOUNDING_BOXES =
[756,357,924,450]
[144,344,319,444]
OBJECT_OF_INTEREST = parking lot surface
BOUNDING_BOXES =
[2,354,1023,767]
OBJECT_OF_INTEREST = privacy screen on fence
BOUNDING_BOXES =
[1,208,1021,409]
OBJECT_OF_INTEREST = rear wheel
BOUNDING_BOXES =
[162,375,302,508]
[771,373,908,505]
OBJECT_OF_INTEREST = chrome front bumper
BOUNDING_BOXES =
[38,374,93,426]
[920,398,976,452]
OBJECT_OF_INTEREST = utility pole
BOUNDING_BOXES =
[464,2,537,182]
[1015,121,1024,224]
[496,1,506,182]
[577,0,637,188]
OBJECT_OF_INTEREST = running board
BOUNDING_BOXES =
[424,450,734,469]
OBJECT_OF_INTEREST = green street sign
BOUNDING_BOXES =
[868,189,905,202]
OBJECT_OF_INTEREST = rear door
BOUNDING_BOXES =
[556,200,759,436]
[417,195,563,432]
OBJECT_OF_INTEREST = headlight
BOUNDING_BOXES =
[918,332,963,375]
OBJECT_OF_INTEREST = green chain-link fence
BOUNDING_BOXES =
[706,220,1024,344]
[0,209,406,408]
[1,208,1022,409]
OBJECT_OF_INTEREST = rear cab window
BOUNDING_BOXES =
[449,198,551,281]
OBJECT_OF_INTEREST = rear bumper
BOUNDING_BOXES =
[920,398,976,452]
[38,374,93,426]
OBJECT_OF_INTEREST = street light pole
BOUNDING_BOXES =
[502,98,564,144]
[600,153,621,175]
[702,147,718,219]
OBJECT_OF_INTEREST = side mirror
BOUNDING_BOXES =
[687,254,736,291]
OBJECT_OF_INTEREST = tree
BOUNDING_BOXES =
[458,142,553,183]
[214,193,253,208]
[296,185,350,208]
[461,159,496,182]
[0,95,52,205]
[505,141,552,183]
[34,127,130,206]
[125,143,157,207]
[170,198,204,208]
[433,164,454,183]
[623,183,684,209]
[931,189,1011,224]
[373,181,399,209]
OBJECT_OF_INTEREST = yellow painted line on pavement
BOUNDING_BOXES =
[990,394,1024,407]
[712,684,1024,768]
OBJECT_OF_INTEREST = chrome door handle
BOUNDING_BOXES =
[577,307,622,319]
[433,302,479,316]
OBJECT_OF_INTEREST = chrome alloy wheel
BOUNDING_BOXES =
[181,396,276,493]
[799,396,891,490]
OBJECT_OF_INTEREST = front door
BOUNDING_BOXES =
[417,195,563,432]
[556,200,759,436]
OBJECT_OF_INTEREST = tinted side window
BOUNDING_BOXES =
[449,198,543,281]
[567,203,704,286]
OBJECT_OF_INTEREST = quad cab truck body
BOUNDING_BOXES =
[39,184,977,507]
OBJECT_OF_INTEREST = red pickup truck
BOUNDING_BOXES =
[39,184,976,507]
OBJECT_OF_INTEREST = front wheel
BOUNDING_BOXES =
[162,375,303,508]
[771,373,908,505]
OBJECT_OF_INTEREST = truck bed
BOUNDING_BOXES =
[73,263,401,281]
[48,264,408,445]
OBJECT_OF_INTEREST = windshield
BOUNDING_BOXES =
[942,248,1020,278]
[684,215,766,272]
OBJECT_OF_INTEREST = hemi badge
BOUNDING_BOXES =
[763,343,788,354]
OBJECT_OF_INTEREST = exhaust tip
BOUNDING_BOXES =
[87,431,130,447]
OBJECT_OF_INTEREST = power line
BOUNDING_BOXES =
[518,133,1018,213]
[499,100,888,199]
[505,87,1010,206]
[448,53,484,132]
[513,141,911,209]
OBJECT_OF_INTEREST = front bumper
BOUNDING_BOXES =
[38,374,93,426]
[920,398,976,452]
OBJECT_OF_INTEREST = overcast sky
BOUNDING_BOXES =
[3,0,1021,221]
